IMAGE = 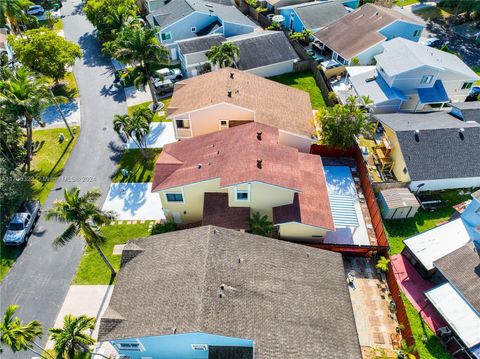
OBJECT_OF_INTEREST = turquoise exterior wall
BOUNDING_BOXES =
[279,7,305,33]
[111,333,253,359]
[378,20,424,42]
[461,197,480,241]
[223,21,255,37]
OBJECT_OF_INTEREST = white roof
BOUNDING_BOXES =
[426,282,480,348]
[403,218,471,271]
[376,38,480,79]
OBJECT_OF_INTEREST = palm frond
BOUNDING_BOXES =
[52,223,78,248]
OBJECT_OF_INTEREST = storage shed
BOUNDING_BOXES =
[378,188,420,220]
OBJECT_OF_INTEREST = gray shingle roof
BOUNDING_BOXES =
[231,31,299,71]
[451,102,480,124]
[292,1,349,30]
[99,226,362,359]
[434,242,480,313]
[375,111,480,181]
[177,34,226,54]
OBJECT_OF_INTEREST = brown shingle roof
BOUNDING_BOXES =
[202,192,250,230]
[98,226,362,358]
[314,3,423,60]
[152,122,334,230]
[167,68,313,137]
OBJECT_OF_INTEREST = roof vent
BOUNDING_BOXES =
[257,131,262,140]
[459,128,465,140]
[219,292,224,298]
[414,129,420,142]
[213,228,219,234]
[238,258,244,263]
[197,163,202,169]
[227,90,232,97]
[257,159,263,169]
[230,72,234,79]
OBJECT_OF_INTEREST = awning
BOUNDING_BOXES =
[328,194,359,227]
[418,80,449,104]
[425,282,480,349]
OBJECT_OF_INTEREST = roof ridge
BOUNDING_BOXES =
[198,226,215,331]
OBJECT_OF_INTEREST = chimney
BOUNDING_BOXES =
[257,131,262,140]
[227,90,232,97]
[230,72,234,79]
[257,159,263,169]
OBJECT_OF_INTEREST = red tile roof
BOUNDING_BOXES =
[152,122,334,230]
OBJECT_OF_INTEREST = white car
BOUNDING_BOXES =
[27,5,45,15]
[154,68,183,82]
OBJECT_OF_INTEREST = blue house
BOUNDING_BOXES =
[146,0,257,60]
[278,0,356,33]
[98,226,362,359]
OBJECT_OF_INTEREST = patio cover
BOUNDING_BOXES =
[418,80,449,104]
[425,282,480,350]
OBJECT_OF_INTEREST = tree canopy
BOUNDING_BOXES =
[9,29,82,82]
[206,42,240,69]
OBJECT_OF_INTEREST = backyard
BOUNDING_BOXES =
[0,126,79,281]
[268,71,327,109]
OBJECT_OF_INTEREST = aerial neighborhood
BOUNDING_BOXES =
[1,0,480,358]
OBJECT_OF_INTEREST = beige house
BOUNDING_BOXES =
[152,122,334,242]
[167,68,315,153]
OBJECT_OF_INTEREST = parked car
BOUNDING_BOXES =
[153,79,174,96]
[416,194,444,212]
[466,86,480,101]
[3,201,41,245]
[27,5,45,15]
[154,68,183,82]
[421,37,444,48]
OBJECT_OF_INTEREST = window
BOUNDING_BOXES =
[161,32,172,41]
[115,342,142,351]
[462,82,473,90]
[191,27,196,33]
[413,29,422,37]
[176,119,190,129]
[236,191,249,201]
[420,75,433,84]
[337,55,346,65]
[166,193,183,202]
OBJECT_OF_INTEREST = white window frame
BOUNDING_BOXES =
[175,118,190,129]
[165,192,184,203]
[219,119,229,130]
[235,184,251,202]
[161,31,172,41]
[462,82,473,90]
[114,339,144,352]
[191,27,196,32]
[420,75,433,84]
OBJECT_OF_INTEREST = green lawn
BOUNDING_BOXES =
[413,6,452,20]
[401,293,453,359]
[127,98,172,122]
[39,18,63,31]
[51,71,79,100]
[72,223,152,285]
[395,0,419,6]
[0,126,79,281]
[112,149,162,183]
[268,71,327,109]
[385,190,472,255]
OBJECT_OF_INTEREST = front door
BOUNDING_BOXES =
[172,211,182,224]
[170,48,178,60]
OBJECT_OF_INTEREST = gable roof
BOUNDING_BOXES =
[168,68,313,137]
[450,102,480,124]
[290,1,349,30]
[375,111,480,181]
[146,0,256,30]
[314,3,422,59]
[152,122,334,230]
[228,31,299,71]
[376,38,480,79]
[177,33,226,54]
[434,242,480,314]
[98,226,362,358]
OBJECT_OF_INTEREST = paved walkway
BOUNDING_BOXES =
[391,254,447,332]
[0,0,127,357]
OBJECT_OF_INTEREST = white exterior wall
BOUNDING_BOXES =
[409,177,480,192]
[356,42,385,65]
[278,130,312,153]
[245,61,295,78]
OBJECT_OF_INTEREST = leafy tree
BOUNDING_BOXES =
[246,212,275,237]
[84,0,138,43]
[45,187,118,278]
[0,159,25,231]
[0,305,46,357]
[49,314,95,359]
[109,25,169,109]
[0,116,25,167]
[113,106,153,158]
[266,21,281,31]
[375,256,390,272]
[206,42,240,69]
[0,67,61,171]
[311,96,372,149]
[0,0,35,33]
[9,28,82,82]
[289,29,313,45]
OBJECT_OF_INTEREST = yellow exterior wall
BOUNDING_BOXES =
[278,222,327,242]
[382,124,411,183]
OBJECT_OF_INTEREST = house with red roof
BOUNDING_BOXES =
[152,122,335,241]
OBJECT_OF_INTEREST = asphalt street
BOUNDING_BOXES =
[0,0,127,356]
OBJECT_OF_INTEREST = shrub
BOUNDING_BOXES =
[376,256,390,272]
[151,221,177,235]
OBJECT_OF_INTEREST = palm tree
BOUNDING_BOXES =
[45,187,118,277]
[246,212,275,237]
[0,305,46,358]
[110,25,169,109]
[206,42,240,69]
[0,0,34,33]
[113,106,153,158]
[0,67,64,171]
[49,314,95,359]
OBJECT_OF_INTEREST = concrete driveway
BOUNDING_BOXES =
[102,183,165,221]
[126,122,176,149]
